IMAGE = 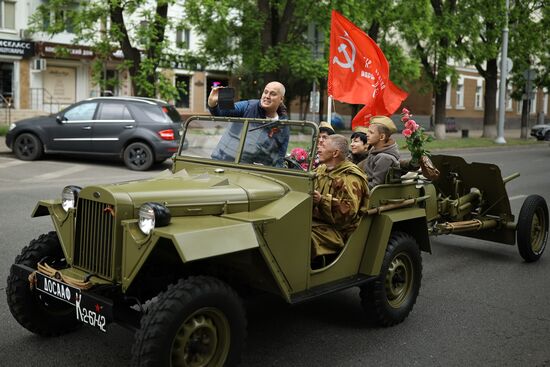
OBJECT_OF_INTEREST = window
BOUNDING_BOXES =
[455,79,464,108]
[175,75,190,108]
[445,82,451,108]
[42,1,77,33]
[64,102,98,121]
[138,104,170,123]
[0,1,15,29]
[544,88,548,115]
[97,103,132,120]
[506,85,513,110]
[176,29,190,49]
[475,80,483,109]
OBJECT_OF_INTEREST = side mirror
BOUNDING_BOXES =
[56,115,63,123]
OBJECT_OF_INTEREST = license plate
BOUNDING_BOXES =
[35,272,113,332]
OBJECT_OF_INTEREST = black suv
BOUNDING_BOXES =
[6,97,182,170]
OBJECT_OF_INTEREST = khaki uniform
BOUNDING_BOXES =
[311,161,369,258]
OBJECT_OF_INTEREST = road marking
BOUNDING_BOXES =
[509,195,527,201]
[21,165,88,182]
[0,160,27,169]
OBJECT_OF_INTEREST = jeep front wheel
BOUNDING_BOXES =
[132,276,246,367]
[6,231,81,336]
[360,231,422,326]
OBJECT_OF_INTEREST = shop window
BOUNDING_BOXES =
[0,62,13,104]
[175,75,190,109]
[0,0,15,29]
[103,69,119,96]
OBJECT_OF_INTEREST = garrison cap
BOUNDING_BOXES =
[353,126,369,135]
[370,116,397,135]
[319,121,335,134]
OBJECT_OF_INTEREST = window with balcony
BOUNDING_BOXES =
[0,0,15,29]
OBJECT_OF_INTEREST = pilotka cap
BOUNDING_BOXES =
[370,116,397,134]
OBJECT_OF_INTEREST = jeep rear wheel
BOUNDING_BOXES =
[132,276,246,367]
[6,231,81,336]
[360,231,422,327]
[517,194,548,262]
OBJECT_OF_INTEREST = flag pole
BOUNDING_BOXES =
[327,96,332,125]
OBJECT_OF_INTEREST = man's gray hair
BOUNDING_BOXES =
[268,81,286,96]
[327,134,349,158]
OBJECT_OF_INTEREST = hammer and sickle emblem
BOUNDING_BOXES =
[332,32,356,72]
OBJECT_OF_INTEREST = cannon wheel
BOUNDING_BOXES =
[517,195,549,262]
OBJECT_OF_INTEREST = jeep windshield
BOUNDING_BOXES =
[179,116,318,171]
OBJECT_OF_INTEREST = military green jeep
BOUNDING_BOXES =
[6,116,548,367]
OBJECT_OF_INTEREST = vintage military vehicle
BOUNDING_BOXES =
[7,116,548,366]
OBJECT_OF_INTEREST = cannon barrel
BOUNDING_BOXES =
[503,172,520,184]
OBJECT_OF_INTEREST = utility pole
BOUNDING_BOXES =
[495,0,510,144]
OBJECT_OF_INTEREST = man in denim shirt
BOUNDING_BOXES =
[208,81,290,167]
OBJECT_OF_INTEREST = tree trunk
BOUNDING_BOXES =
[434,80,447,140]
[482,59,498,138]
[520,99,529,139]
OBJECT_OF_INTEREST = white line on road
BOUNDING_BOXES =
[509,195,527,201]
[21,165,88,182]
[0,160,27,169]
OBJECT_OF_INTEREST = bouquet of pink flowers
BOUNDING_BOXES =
[401,108,433,164]
[289,147,310,170]
[401,108,440,180]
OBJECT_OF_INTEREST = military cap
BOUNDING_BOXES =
[319,121,335,134]
[353,126,369,134]
[370,115,397,135]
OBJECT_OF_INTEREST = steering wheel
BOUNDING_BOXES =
[284,156,306,171]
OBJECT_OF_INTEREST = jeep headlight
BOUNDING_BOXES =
[138,202,171,235]
[61,185,82,212]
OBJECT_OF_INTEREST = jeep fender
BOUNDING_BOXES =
[360,207,430,276]
[121,216,260,290]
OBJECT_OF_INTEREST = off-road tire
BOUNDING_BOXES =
[123,142,154,171]
[517,194,548,262]
[360,231,422,327]
[6,231,80,336]
[13,133,43,161]
[132,276,247,367]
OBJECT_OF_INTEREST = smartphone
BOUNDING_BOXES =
[218,87,235,110]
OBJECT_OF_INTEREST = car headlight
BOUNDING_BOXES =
[61,185,82,212]
[138,202,171,235]
[9,123,15,131]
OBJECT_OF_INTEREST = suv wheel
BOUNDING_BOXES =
[13,133,43,161]
[360,231,422,326]
[517,195,548,262]
[6,232,81,336]
[132,276,246,367]
[123,142,154,171]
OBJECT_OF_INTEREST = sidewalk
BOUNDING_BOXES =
[0,135,8,154]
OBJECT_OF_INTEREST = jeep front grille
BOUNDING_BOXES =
[74,199,114,279]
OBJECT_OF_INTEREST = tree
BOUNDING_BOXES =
[185,0,420,119]
[29,0,190,100]
[396,0,464,140]
[508,0,548,138]
[458,0,506,139]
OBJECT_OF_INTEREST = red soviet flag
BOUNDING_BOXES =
[351,80,408,130]
[328,10,408,123]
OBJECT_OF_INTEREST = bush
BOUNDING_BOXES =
[0,124,9,136]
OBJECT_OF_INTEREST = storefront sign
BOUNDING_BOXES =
[38,42,94,60]
[0,39,34,57]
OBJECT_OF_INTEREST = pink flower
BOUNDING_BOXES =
[405,119,419,132]
[401,115,410,123]
[402,108,410,115]
[402,128,412,137]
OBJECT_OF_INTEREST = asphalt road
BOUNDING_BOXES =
[0,146,549,367]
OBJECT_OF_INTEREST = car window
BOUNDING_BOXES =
[139,104,170,123]
[163,105,183,122]
[97,103,133,120]
[63,102,98,121]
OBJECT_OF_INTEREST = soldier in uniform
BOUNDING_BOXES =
[311,134,370,264]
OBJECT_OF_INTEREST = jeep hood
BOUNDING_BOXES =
[98,169,288,210]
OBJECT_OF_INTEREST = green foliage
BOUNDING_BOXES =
[29,0,188,100]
